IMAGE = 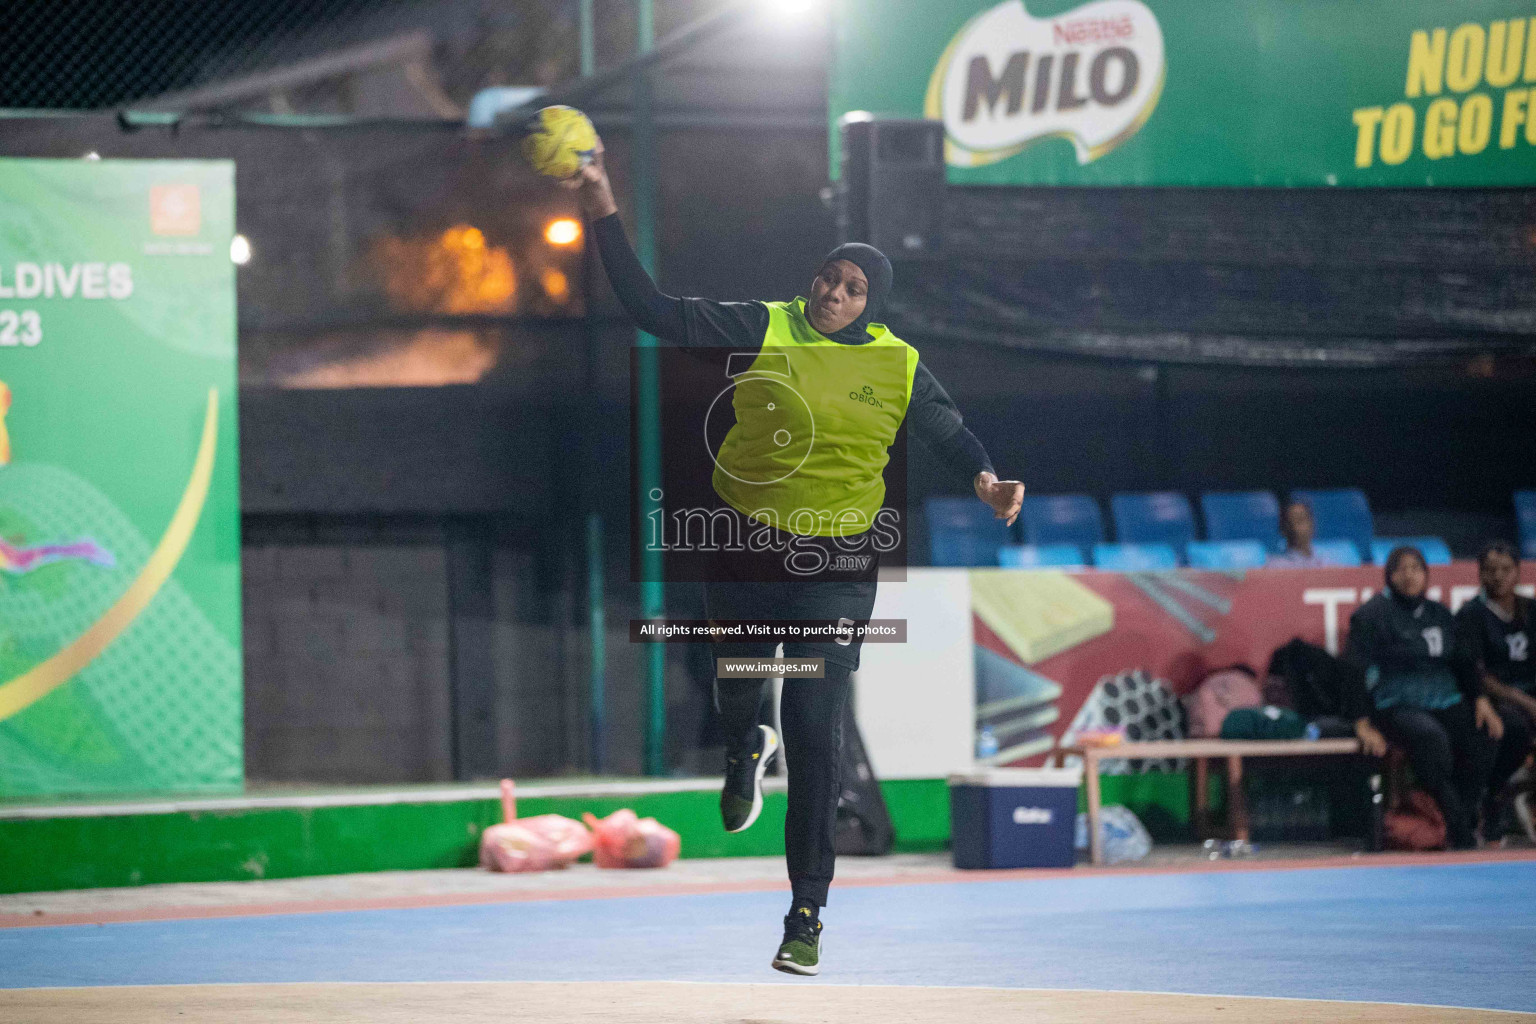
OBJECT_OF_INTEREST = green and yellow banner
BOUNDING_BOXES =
[831,0,1536,186]
[0,159,241,798]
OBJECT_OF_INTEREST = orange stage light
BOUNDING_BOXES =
[545,218,582,246]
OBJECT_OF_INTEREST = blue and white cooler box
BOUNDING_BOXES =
[948,767,1083,869]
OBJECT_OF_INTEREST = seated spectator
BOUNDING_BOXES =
[1455,540,1536,839]
[1269,499,1345,567]
[1343,546,1516,848]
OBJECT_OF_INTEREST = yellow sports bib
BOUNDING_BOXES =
[711,298,918,538]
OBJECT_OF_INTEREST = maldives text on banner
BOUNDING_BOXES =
[0,159,241,798]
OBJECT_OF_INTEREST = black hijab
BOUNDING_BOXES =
[812,242,893,345]
[1384,546,1429,611]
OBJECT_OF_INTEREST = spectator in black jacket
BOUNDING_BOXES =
[1455,540,1536,839]
[1343,546,1506,848]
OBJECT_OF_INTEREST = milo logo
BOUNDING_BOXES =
[925,0,1165,168]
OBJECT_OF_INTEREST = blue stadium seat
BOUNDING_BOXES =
[999,543,1086,569]
[927,496,1015,567]
[1290,488,1374,559]
[1372,537,1452,566]
[1186,540,1268,570]
[1201,491,1281,550]
[1516,491,1536,559]
[1110,492,1196,559]
[1092,542,1179,571]
[1019,494,1105,549]
[1305,539,1364,567]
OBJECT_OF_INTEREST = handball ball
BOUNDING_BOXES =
[522,105,598,179]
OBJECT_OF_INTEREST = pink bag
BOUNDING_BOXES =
[582,808,681,869]
[479,780,593,873]
[1182,668,1263,738]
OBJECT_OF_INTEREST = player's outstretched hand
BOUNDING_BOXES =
[561,138,618,219]
[558,136,605,188]
[974,470,1025,527]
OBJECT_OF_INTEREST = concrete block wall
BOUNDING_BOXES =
[242,541,454,784]
[241,528,693,785]
[488,547,658,780]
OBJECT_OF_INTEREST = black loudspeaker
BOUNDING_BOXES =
[837,115,946,259]
[833,700,895,856]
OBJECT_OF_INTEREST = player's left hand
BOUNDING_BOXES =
[1475,695,1504,741]
[974,471,1025,527]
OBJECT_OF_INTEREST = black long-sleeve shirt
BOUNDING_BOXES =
[592,213,995,485]
[1342,592,1481,714]
[1456,594,1535,695]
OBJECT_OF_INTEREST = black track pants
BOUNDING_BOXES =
[1373,701,1494,846]
[1487,700,1535,836]
[715,666,851,907]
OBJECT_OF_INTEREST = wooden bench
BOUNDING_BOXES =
[1054,738,1363,865]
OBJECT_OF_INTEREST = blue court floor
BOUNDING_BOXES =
[5,861,1535,1013]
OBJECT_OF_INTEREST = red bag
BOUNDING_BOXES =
[479,779,593,873]
[1384,789,1447,851]
[1182,668,1263,738]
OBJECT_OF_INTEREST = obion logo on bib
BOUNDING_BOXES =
[925,0,1165,168]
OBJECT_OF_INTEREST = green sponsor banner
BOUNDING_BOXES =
[831,0,1536,186]
[0,159,241,798]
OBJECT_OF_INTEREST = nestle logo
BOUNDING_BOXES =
[1053,17,1134,45]
[1012,806,1053,825]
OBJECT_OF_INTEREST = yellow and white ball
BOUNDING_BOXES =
[522,105,598,179]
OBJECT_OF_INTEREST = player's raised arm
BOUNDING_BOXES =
[563,137,689,343]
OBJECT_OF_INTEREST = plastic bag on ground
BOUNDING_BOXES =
[1384,789,1446,851]
[479,779,593,873]
[1074,804,1152,864]
[582,808,681,869]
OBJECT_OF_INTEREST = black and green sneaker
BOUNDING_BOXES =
[772,905,823,976]
[720,724,778,833]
